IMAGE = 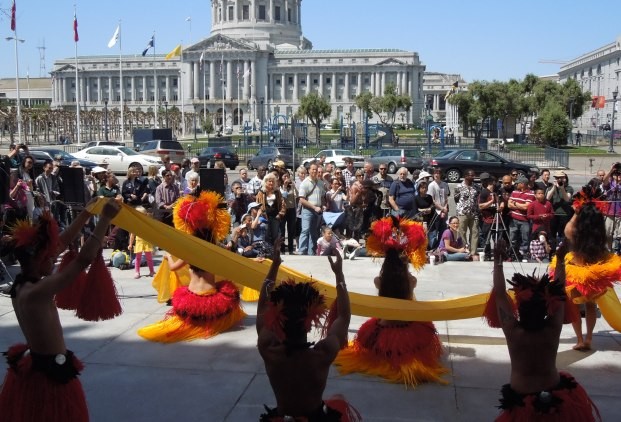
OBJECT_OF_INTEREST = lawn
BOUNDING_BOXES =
[507,144,614,155]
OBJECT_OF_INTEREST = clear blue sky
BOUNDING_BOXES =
[1,0,620,82]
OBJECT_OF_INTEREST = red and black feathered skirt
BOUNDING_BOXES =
[495,371,600,422]
[260,395,361,422]
[334,318,448,388]
[137,280,247,343]
[0,343,88,422]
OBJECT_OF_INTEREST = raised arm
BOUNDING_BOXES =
[256,237,283,335]
[493,239,517,333]
[325,251,351,349]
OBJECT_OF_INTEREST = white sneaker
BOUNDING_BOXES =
[349,246,361,260]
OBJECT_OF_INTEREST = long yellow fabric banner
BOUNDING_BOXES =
[87,199,621,326]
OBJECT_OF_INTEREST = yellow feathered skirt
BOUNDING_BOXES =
[334,318,448,388]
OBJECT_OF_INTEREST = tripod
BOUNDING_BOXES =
[482,199,520,261]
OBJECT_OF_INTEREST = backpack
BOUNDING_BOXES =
[110,249,131,270]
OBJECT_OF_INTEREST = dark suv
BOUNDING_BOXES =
[247,146,297,170]
[367,148,424,174]
[197,146,240,170]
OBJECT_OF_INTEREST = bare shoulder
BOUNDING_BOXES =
[257,329,283,358]
[312,335,341,363]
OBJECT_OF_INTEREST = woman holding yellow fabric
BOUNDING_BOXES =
[138,191,246,343]
[334,216,448,387]
[550,181,621,351]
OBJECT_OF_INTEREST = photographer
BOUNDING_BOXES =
[602,162,621,252]
[478,176,497,260]
[546,170,574,253]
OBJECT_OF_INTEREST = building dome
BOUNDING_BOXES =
[210,0,311,50]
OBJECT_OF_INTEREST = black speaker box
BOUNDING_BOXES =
[59,167,86,205]
[199,168,226,196]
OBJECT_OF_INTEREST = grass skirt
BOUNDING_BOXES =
[0,344,88,422]
[550,253,621,303]
[260,395,361,421]
[495,371,600,421]
[138,280,246,343]
[334,318,448,388]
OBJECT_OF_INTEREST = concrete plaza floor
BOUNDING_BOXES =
[1,252,620,421]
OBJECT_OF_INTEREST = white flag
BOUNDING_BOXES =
[243,64,251,78]
[107,25,120,48]
[199,51,204,69]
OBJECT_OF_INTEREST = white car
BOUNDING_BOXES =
[302,149,365,169]
[73,145,162,174]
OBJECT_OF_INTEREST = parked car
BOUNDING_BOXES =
[424,149,539,183]
[367,148,424,174]
[247,146,298,170]
[28,148,97,171]
[302,149,365,169]
[197,146,240,170]
[73,145,162,174]
[136,139,185,163]
[80,141,124,150]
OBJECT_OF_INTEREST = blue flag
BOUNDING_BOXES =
[142,35,154,56]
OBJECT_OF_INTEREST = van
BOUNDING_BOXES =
[137,140,185,163]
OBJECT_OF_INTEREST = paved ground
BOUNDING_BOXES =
[1,250,619,422]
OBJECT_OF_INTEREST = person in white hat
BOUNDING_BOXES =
[415,170,432,191]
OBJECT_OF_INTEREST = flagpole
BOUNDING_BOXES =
[180,43,185,138]
[74,7,81,146]
[237,59,240,132]
[153,32,157,128]
[11,35,23,144]
[118,20,124,142]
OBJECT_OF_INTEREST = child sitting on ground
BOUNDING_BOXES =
[128,206,155,278]
[317,226,344,257]
[529,229,551,263]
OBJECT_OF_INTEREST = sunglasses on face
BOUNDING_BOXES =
[511,173,518,176]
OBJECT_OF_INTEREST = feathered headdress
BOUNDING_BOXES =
[365,216,428,269]
[11,212,59,262]
[263,280,328,349]
[483,271,578,330]
[173,190,231,243]
[572,182,608,214]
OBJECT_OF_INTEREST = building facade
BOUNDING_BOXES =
[51,0,426,134]
[558,35,621,132]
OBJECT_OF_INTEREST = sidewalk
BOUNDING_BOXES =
[1,253,619,421]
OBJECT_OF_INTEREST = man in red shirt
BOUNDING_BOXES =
[527,187,553,235]
[508,176,535,261]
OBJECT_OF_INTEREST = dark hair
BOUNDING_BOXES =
[378,249,411,300]
[43,158,54,167]
[572,203,607,263]
[417,181,428,193]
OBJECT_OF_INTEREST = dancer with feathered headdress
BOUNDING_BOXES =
[256,239,360,421]
[549,179,621,351]
[0,199,121,422]
[333,216,448,388]
[484,239,600,421]
[138,191,246,343]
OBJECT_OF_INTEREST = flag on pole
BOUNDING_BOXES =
[107,25,120,48]
[199,51,204,69]
[165,44,182,60]
[243,63,251,78]
[10,0,16,31]
[444,81,459,101]
[142,35,154,56]
[73,12,79,42]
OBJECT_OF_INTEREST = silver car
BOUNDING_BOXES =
[73,145,162,174]
[367,148,425,174]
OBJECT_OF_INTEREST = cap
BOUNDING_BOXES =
[517,176,529,185]
[553,170,567,178]
[416,171,432,182]
[190,157,200,164]
[91,166,107,174]
[247,202,261,212]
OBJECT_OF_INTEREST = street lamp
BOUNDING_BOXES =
[568,96,574,145]
[609,88,619,154]
[104,99,109,141]
[164,100,169,128]
[6,36,25,144]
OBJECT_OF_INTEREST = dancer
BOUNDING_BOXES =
[257,239,360,421]
[0,199,121,421]
[486,239,600,421]
[550,181,621,351]
[334,216,448,387]
[138,191,246,343]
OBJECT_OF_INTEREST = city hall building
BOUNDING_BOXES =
[50,0,427,133]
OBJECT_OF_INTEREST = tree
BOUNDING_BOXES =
[369,83,412,128]
[297,92,331,143]
[531,101,571,146]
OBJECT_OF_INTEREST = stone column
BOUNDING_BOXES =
[358,72,362,95]
[165,75,170,102]
[370,72,375,96]
[209,61,216,100]
[293,73,298,101]
[85,78,91,103]
[142,76,147,102]
[226,60,233,100]
[108,76,113,101]
[193,61,200,100]
[251,60,256,99]
[344,72,349,101]
[243,60,250,100]
[130,76,135,102]
[331,72,336,101]
[306,72,311,95]
[97,76,102,103]
[281,73,286,101]
[269,0,274,22]
[318,74,324,97]
[381,72,386,95]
